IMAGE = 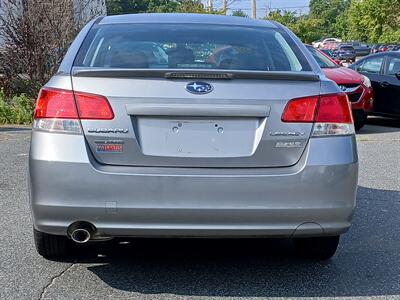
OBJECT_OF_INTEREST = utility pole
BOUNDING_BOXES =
[251,0,256,19]
[267,1,272,16]
[208,0,213,12]
[223,0,227,14]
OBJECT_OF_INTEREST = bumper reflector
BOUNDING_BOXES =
[312,123,355,137]
[33,119,82,134]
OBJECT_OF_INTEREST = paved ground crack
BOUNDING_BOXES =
[39,263,75,300]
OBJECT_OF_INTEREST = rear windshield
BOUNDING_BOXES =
[306,46,337,68]
[340,46,354,51]
[74,23,311,72]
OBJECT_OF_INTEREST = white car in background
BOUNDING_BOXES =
[315,38,342,49]
[312,39,324,48]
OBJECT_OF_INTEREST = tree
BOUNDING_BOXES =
[263,0,399,43]
[264,10,297,26]
[346,0,400,43]
[263,10,323,43]
[309,0,351,37]
[290,17,325,43]
[150,0,208,13]
[105,0,148,15]
[106,0,210,15]
[0,0,103,96]
[231,9,248,17]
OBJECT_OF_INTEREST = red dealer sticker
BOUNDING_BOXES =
[95,141,123,153]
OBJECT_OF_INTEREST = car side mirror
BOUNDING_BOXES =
[395,72,400,80]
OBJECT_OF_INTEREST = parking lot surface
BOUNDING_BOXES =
[0,119,399,300]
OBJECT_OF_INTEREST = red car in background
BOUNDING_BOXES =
[378,45,389,52]
[306,45,374,130]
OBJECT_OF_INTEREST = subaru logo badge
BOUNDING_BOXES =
[185,82,213,94]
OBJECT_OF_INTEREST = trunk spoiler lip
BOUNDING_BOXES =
[71,67,321,81]
[125,103,271,117]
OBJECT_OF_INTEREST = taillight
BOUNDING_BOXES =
[75,92,114,120]
[282,93,354,136]
[34,88,78,119]
[316,93,353,123]
[33,87,113,133]
[281,96,319,122]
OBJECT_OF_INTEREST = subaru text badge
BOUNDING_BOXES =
[186,82,213,94]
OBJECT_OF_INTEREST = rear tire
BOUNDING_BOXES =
[353,111,367,131]
[293,235,340,260]
[34,228,75,259]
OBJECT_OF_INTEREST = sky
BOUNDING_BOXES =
[203,0,311,17]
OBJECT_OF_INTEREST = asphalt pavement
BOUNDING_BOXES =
[0,118,399,300]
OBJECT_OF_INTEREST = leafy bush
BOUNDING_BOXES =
[0,89,34,125]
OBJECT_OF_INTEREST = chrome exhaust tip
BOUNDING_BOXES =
[68,222,95,244]
[70,228,91,244]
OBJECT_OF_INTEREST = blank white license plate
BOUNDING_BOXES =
[136,117,264,158]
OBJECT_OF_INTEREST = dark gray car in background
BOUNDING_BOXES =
[347,41,371,57]
[29,14,358,261]
[336,44,357,61]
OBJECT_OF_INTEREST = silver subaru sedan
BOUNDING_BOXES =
[29,13,358,260]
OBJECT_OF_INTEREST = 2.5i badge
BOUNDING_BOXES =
[275,141,302,148]
[95,140,124,153]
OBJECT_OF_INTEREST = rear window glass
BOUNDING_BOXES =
[340,46,354,51]
[74,23,311,72]
[306,46,337,68]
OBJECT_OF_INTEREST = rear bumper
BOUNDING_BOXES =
[29,132,358,238]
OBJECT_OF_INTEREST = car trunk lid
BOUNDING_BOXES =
[72,72,320,168]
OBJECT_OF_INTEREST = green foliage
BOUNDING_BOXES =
[106,0,211,15]
[150,0,208,13]
[290,17,325,44]
[231,9,248,17]
[264,0,351,41]
[264,10,297,25]
[346,0,400,43]
[0,90,34,125]
[264,10,324,43]
[309,0,351,36]
[106,0,148,15]
[264,0,400,43]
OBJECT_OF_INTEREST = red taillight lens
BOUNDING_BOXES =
[75,92,114,120]
[316,93,353,123]
[281,96,319,122]
[34,88,78,119]
[282,93,352,124]
[34,88,113,120]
